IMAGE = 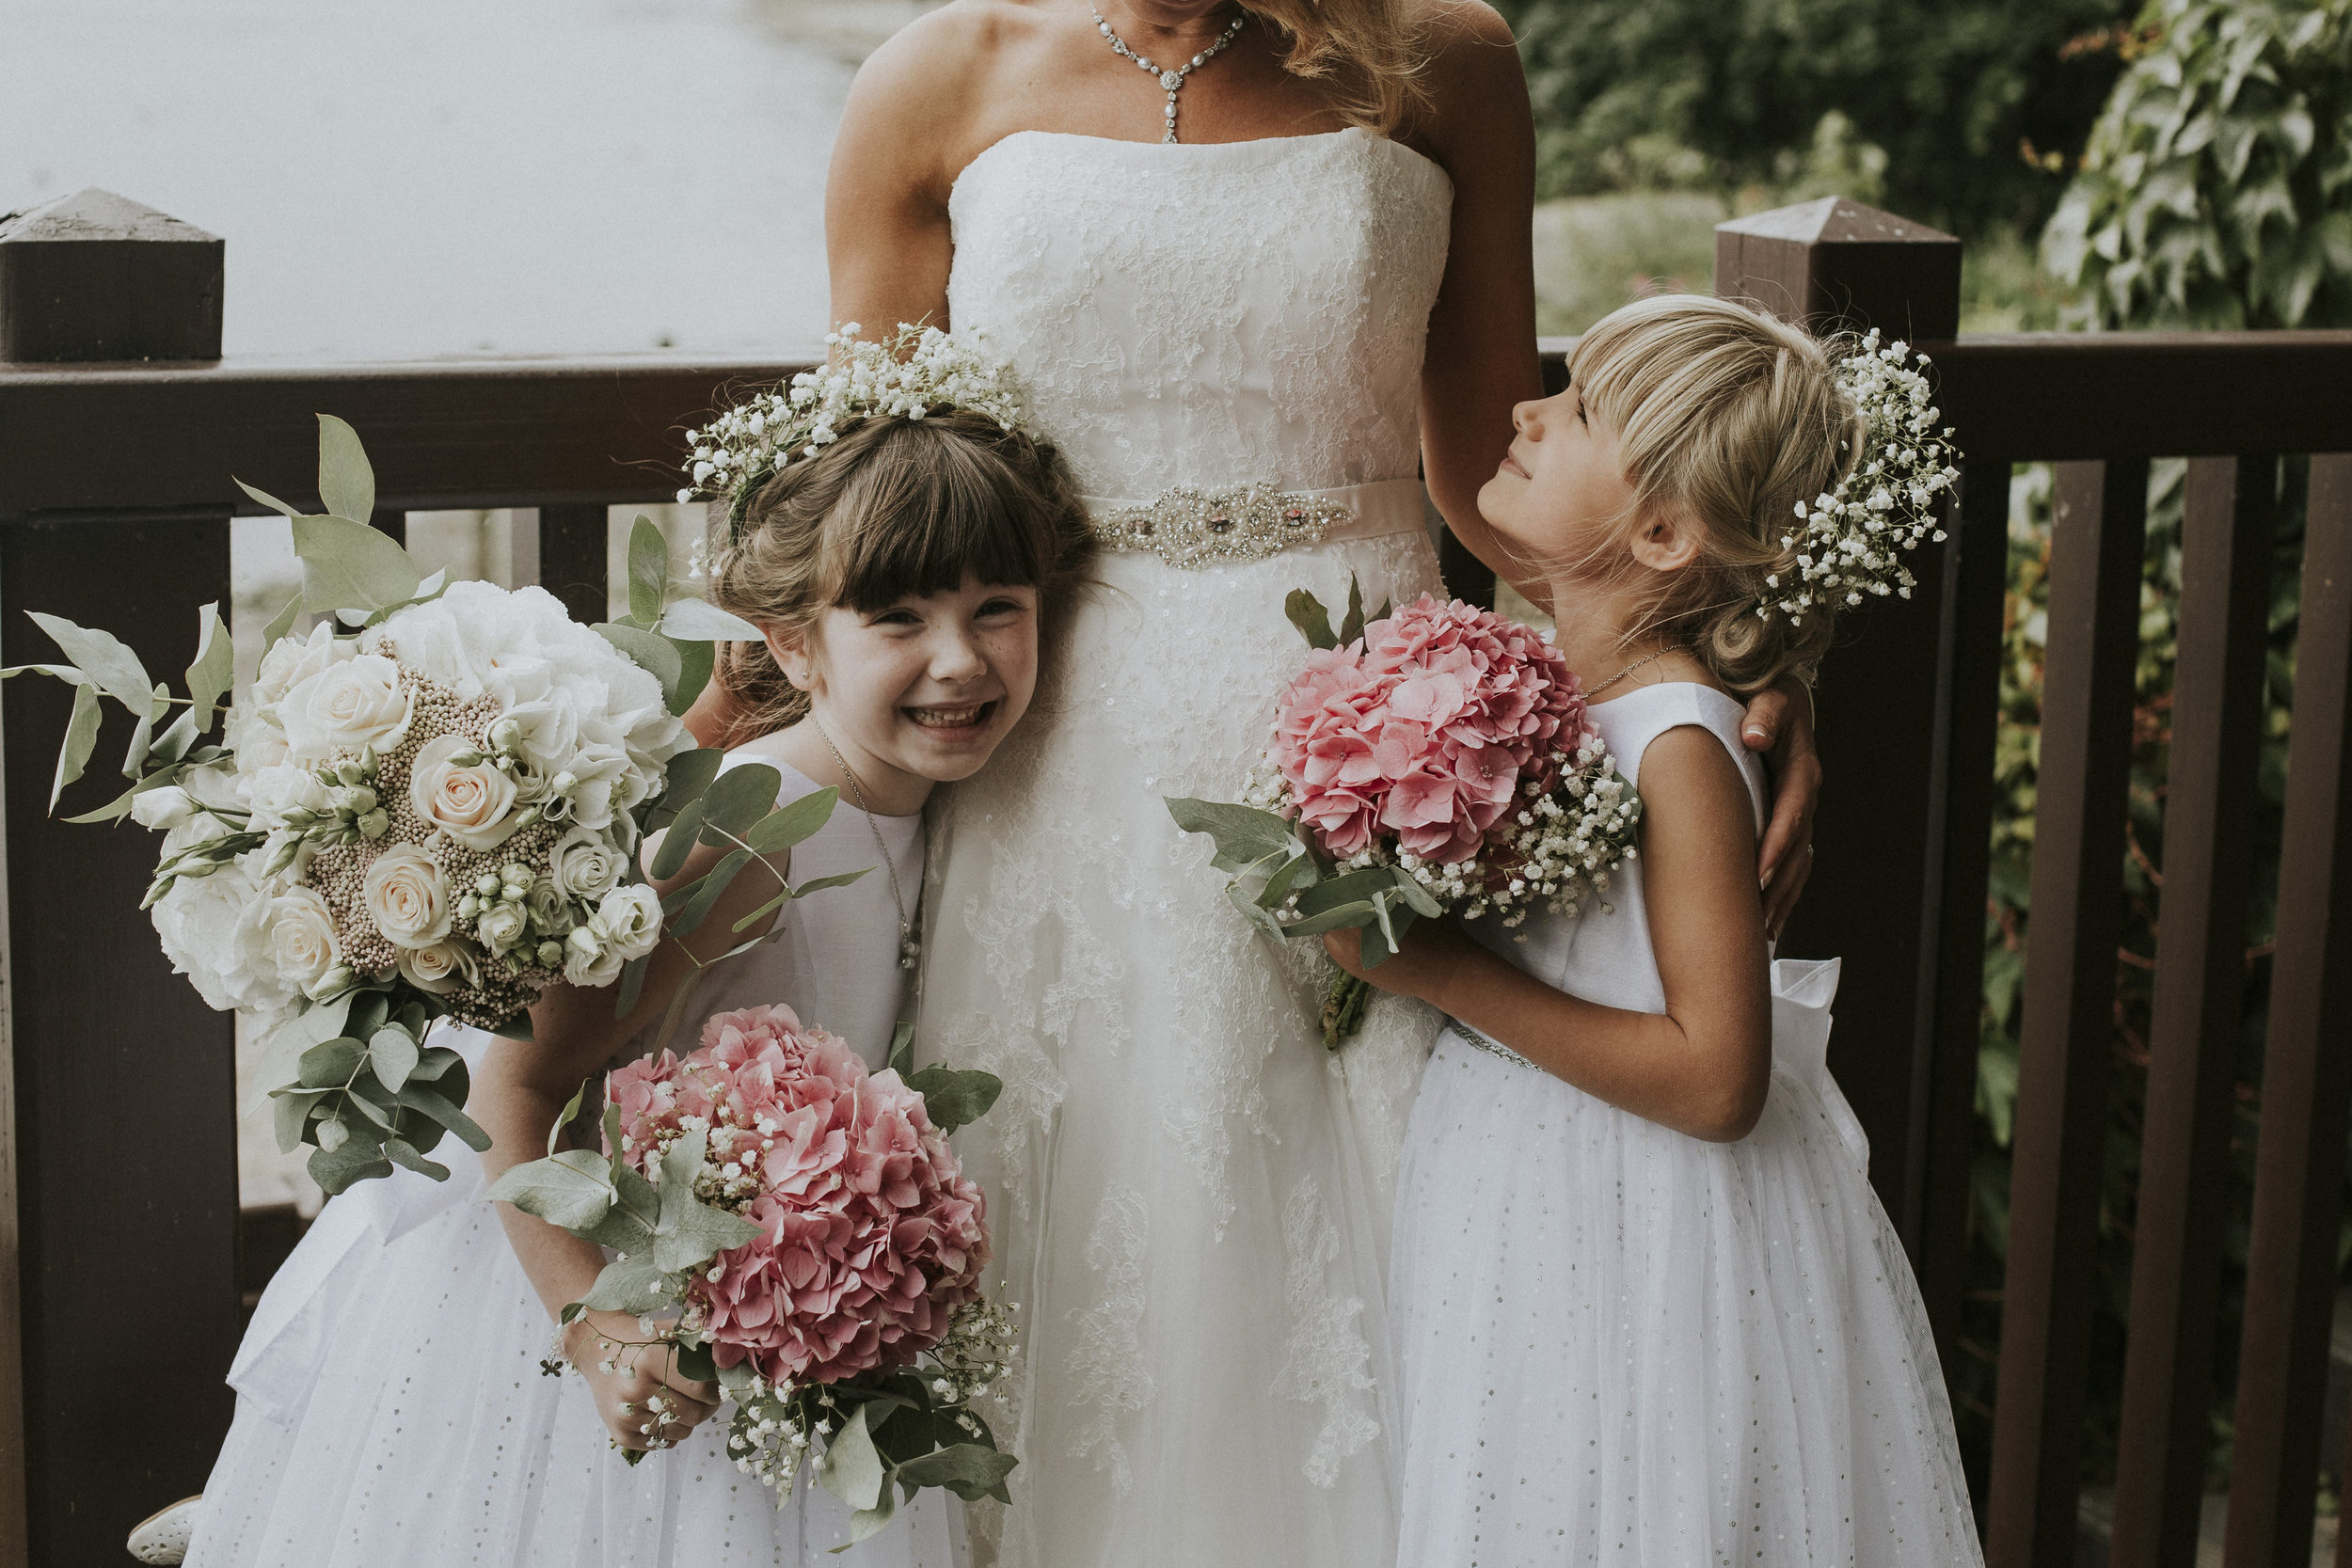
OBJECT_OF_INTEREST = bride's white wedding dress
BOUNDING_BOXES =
[920,127,1454,1567]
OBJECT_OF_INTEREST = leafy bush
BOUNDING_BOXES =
[1495,0,2137,234]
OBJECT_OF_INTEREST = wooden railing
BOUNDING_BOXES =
[1,187,2348,1566]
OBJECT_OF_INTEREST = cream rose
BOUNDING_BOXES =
[363,845,453,948]
[408,735,522,853]
[549,825,625,903]
[525,875,573,933]
[253,622,355,707]
[262,887,342,996]
[279,654,412,764]
[595,883,665,961]
[397,938,480,995]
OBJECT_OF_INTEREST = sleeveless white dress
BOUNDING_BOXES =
[921,128,1454,1568]
[1389,684,1983,1566]
[186,755,960,1568]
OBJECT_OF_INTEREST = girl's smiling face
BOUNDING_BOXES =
[770,575,1041,803]
[1476,382,1641,573]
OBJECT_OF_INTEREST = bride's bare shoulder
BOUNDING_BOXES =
[850,0,1062,118]
[1404,0,1531,156]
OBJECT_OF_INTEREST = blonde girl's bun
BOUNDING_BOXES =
[704,409,1094,752]
[1570,293,1867,696]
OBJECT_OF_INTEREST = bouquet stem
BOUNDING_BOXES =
[1321,968,1374,1051]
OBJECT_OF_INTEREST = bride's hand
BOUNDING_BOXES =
[1323,921,1473,1007]
[1738,676,1821,942]
[564,1309,722,1452]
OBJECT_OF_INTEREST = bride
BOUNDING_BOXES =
[697,1,1820,1560]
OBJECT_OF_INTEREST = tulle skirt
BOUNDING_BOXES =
[1390,1034,1983,1568]
[185,1046,960,1568]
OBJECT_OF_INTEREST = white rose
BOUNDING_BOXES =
[408,735,522,852]
[595,883,665,961]
[563,925,625,988]
[130,784,197,832]
[260,886,342,996]
[362,845,452,947]
[279,654,412,765]
[549,825,625,902]
[151,850,295,1020]
[525,875,574,933]
[253,622,354,706]
[397,938,480,995]
[247,766,334,832]
[226,702,291,771]
[475,899,530,955]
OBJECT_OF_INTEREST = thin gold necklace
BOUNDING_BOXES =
[1586,647,1672,702]
[814,721,920,971]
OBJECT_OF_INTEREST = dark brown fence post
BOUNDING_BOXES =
[540,503,609,625]
[1714,198,1965,1235]
[0,190,238,1566]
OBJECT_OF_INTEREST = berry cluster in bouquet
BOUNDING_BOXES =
[2,417,859,1193]
[490,1004,1016,1544]
[1167,582,1642,1048]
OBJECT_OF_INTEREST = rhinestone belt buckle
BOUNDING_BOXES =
[1091,483,1355,568]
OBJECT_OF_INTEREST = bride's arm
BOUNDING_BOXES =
[1413,1,1543,592]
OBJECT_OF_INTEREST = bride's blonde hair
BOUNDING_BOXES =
[1240,0,1432,134]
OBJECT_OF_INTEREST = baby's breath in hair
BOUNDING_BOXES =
[1763,331,1959,625]
[678,324,1034,530]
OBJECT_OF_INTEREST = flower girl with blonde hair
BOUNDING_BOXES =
[177,402,1090,1568]
[1329,294,1984,1566]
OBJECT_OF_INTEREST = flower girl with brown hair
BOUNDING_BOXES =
[1328,295,1984,1566]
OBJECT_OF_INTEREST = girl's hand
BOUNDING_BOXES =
[1738,676,1821,942]
[1322,920,1476,1008]
[564,1309,722,1453]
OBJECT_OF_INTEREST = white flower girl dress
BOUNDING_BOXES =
[186,758,959,1568]
[1389,684,1984,1566]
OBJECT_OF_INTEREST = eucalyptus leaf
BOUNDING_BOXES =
[729,867,869,934]
[892,1443,1020,1500]
[1284,587,1339,651]
[149,706,200,768]
[672,1339,717,1384]
[577,1253,671,1314]
[1276,900,1379,938]
[236,478,301,518]
[270,1085,329,1154]
[1226,880,1288,935]
[485,1148,619,1230]
[886,1021,916,1079]
[650,749,724,828]
[309,1137,394,1194]
[658,597,766,641]
[548,1077,593,1159]
[1390,863,1444,919]
[649,797,707,881]
[342,1082,401,1133]
[382,1136,451,1182]
[389,1081,492,1152]
[903,1067,1002,1135]
[664,848,753,939]
[186,603,234,730]
[297,1036,366,1088]
[667,636,713,717]
[596,623,682,701]
[628,516,669,626]
[317,414,377,523]
[262,592,304,647]
[1294,868,1397,920]
[835,1491,898,1552]
[651,1127,764,1271]
[28,611,155,712]
[1337,574,1369,646]
[292,515,421,617]
[740,785,837,853]
[44,680,98,815]
[407,1045,461,1082]
[697,763,784,844]
[347,990,393,1043]
[817,1403,888,1513]
[614,952,653,1018]
[119,683,167,778]
[1164,798,1305,877]
[370,1026,421,1093]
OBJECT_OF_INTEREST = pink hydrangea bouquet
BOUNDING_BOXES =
[489,1004,1016,1541]
[1168,582,1642,1047]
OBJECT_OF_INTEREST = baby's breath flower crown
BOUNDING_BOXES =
[678,323,1035,535]
[1762,330,1961,625]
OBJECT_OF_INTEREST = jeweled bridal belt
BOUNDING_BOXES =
[1081,476,1428,568]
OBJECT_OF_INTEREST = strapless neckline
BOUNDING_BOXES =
[949,124,1449,204]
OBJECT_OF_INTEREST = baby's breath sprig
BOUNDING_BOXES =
[677,323,1034,532]
[1761,329,1961,626]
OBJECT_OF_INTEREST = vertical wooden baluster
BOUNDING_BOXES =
[2224,453,2352,1568]
[2108,456,2277,1568]
[0,191,236,1567]
[1987,456,2151,1567]
[1714,197,1966,1220]
[369,507,407,546]
[1912,451,2015,1369]
[539,503,609,626]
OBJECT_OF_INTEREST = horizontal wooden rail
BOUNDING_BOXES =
[0,353,817,512]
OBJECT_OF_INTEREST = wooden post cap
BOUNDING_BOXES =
[0,188,223,363]
[1716,196,1962,342]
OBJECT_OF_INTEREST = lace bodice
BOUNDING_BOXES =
[946,128,1454,496]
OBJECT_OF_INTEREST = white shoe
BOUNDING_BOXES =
[126,1497,201,1565]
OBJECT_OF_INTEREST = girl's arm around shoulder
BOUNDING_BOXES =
[1411,0,1541,594]
[1324,724,1772,1142]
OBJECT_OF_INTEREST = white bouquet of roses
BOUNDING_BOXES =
[6,417,861,1193]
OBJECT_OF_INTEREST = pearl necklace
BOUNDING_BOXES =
[814,722,922,971]
[1089,2,1247,145]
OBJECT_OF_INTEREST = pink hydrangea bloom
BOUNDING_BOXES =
[1269,595,1591,865]
[607,1004,990,1386]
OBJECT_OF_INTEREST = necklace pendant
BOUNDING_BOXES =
[1157,68,1183,89]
